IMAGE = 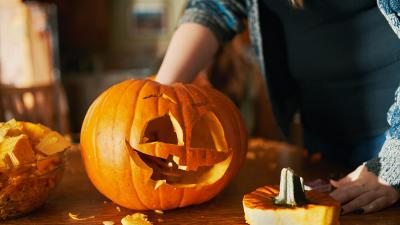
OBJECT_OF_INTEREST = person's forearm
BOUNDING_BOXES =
[156,23,219,85]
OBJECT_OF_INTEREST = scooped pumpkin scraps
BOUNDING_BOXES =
[243,168,340,225]
[121,213,152,225]
[0,119,71,220]
[68,212,95,221]
[0,134,36,168]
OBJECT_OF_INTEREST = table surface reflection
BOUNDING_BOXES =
[3,139,399,225]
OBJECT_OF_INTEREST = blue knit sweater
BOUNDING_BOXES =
[180,0,400,190]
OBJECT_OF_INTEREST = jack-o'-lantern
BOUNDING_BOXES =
[80,79,247,210]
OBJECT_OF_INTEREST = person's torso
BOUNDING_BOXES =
[261,0,400,139]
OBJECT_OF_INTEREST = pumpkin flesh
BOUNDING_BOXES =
[243,186,340,225]
[243,168,340,225]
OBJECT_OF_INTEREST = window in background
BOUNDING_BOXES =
[129,2,167,36]
[0,1,69,134]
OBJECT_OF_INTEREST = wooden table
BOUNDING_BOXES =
[3,139,399,224]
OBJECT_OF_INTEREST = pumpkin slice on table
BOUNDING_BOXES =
[243,168,340,225]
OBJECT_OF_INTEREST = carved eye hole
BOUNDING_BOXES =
[140,113,184,145]
[143,93,177,104]
[190,112,227,152]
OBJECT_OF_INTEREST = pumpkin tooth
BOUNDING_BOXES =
[172,155,181,165]
[154,180,166,189]
[178,165,188,171]
[186,151,199,171]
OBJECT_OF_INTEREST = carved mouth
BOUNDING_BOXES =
[128,111,232,188]
[138,150,231,186]
[130,147,231,188]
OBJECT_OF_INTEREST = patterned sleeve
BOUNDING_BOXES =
[365,86,400,191]
[366,0,400,191]
[377,0,400,37]
[179,0,247,43]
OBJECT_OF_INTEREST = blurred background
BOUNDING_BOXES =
[0,0,298,144]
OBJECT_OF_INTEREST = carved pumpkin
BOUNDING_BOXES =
[80,79,247,210]
[243,168,340,225]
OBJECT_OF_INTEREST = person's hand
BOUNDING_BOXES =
[329,164,399,214]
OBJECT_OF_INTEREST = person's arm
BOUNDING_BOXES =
[156,23,219,85]
[330,86,400,214]
[155,0,247,85]
[328,1,400,214]
[377,0,400,38]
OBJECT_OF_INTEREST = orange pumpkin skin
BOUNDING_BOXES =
[243,186,340,225]
[80,79,247,210]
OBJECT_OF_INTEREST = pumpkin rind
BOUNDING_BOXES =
[80,79,247,210]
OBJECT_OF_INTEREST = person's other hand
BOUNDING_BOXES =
[330,164,399,214]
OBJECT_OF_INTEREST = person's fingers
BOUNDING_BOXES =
[330,176,352,188]
[341,190,384,215]
[330,170,354,188]
[330,179,340,188]
[363,196,393,214]
[330,165,368,188]
[330,182,367,203]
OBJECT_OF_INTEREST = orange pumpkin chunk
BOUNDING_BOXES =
[35,130,70,155]
[121,213,152,225]
[0,134,35,168]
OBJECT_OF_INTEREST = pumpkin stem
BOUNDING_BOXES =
[273,168,307,207]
